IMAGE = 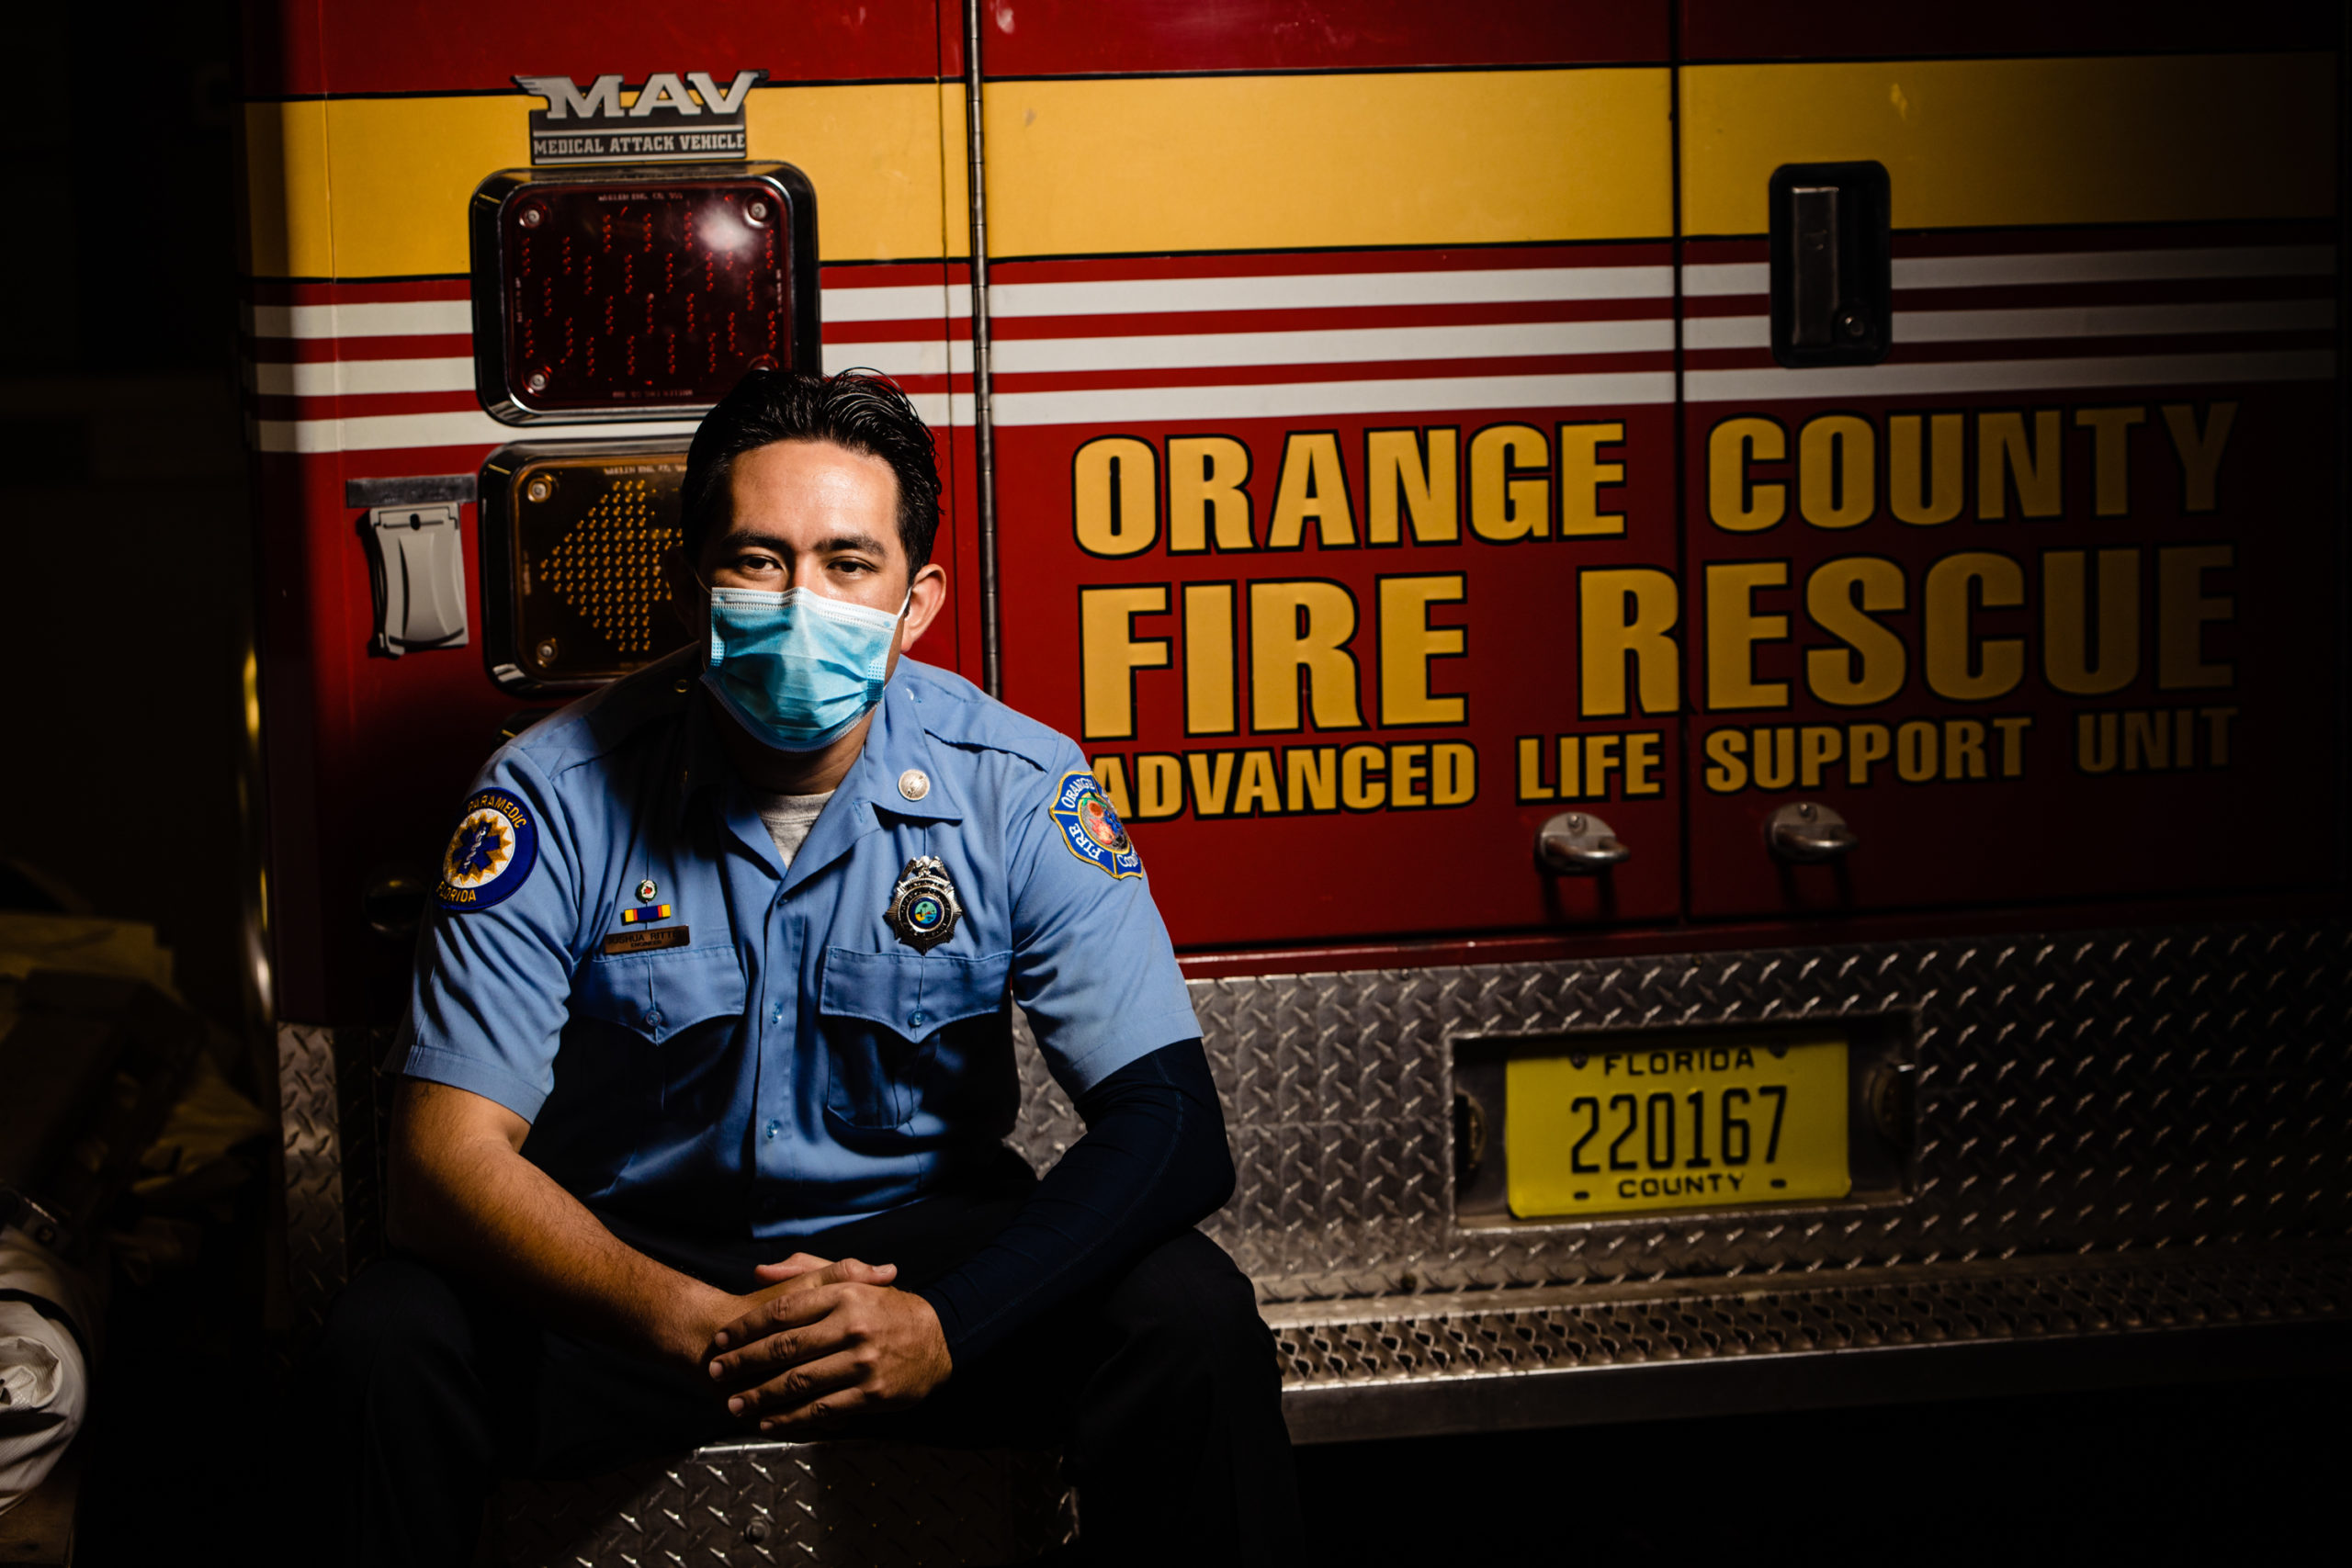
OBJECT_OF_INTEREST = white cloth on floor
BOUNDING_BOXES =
[0,1228,96,1517]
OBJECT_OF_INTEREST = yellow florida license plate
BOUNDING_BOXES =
[1505,1036,1850,1219]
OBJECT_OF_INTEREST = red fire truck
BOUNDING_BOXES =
[240,1,2347,1559]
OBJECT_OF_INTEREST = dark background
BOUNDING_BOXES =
[1291,1377,2341,1565]
[3,4,2343,1563]
[2,4,250,1030]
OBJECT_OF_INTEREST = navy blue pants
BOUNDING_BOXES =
[301,1182,1302,1566]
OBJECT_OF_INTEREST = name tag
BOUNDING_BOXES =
[603,926,690,955]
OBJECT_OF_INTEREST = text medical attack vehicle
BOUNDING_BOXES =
[238,1,2348,1558]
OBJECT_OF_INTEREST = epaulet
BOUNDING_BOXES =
[505,649,695,774]
[896,660,1075,773]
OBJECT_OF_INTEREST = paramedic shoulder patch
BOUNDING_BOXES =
[435,788,538,913]
[1047,771,1142,880]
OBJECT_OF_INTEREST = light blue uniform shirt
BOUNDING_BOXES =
[393,652,1200,1240]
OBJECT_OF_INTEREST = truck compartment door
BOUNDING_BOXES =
[983,1,1681,949]
[1676,9,2340,918]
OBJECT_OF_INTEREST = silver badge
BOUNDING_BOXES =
[886,856,963,953]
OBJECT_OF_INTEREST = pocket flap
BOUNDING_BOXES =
[574,942,747,1044]
[820,947,1011,1038]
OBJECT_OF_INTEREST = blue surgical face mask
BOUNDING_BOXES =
[702,585,906,751]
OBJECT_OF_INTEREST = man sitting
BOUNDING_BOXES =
[308,370,1302,1565]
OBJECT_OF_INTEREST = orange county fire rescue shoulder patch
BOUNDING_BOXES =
[435,788,538,913]
[1048,770,1142,880]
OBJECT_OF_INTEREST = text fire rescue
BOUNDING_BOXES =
[1074,402,2241,821]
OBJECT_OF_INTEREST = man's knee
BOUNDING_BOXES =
[309,1257,480,1396]
[1102,1231,1279,1386]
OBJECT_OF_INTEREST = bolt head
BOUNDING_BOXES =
[535,638,559,663]
[746,198,772,222]
[526,477,552,503]
[517,205,544,229]
[526,370,549,394]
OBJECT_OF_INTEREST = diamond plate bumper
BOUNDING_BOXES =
[1267,1245,2352,1441]
[487,1442,1075,1568]
[279,919,2352,1562]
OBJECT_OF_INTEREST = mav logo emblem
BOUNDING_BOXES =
[512,71,769,166]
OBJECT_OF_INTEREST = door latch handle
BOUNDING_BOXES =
[1765,801,1857,863]
[1787,184,1843,348]
[1770,161,1890,367]
[352,475,477,659]
[1537,811,1629,874]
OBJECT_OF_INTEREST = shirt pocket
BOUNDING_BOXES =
[572,943,749,1044]
[820,946,1012,1131]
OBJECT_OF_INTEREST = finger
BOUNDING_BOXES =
[763,1359,917,1433]
[712,1262,898,1349]
[712,1281,842,1357]
[747,1253,899,1285]
[708,1311,860,1388]
[777,1257,896,1289]
[710,1278,875,1361]
[761,1385,867,1434]
[729,1349,865,1422]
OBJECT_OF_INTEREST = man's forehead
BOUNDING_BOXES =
[713,438,904,556]
[729,435,898,494]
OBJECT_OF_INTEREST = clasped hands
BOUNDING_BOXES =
[698,1253,953,1433]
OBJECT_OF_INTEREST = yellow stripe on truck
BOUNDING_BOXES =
[1683,52,2338,237]
[240,100,334,279]
[983,69,1673,257]
[241,84,961,279]
[746,83,969,261]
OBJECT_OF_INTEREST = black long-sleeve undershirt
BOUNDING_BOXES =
[913,1038,1233,1365]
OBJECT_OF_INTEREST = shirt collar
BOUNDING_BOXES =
[778,675,964,894]
[854,672,966,826]
[680,670,965,887]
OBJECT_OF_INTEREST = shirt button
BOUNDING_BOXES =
[908,1010,928,1031]
[642,1010,660,1029]
[764,1119,782,1141]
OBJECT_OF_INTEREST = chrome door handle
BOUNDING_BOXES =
[1765,800,1857,863]
[1537,811,1628,874]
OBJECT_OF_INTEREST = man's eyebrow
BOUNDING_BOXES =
[716,528,894,557]
[814,531,893,557]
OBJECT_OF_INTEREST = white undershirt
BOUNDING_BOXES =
[750,790,836,869]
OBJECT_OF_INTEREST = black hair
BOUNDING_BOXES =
[681,367,943,571]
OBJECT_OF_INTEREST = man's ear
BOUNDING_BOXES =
[660,545,705,635]
[899,560,949,652]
